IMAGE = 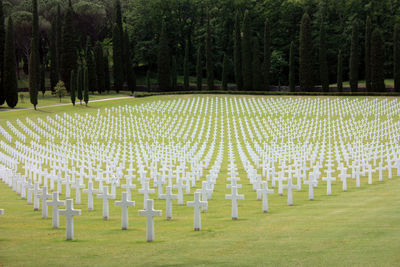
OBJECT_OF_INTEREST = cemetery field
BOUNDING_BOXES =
[1,95,400,266]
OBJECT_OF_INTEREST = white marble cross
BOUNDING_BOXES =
[139,199,162,242]
[257,181,274,212]
[71,181,85,205]
[282,177,300,206]
[322,173,336,196]
[59,199,81,240]
[139,182,155,209]
[47,192,65,228]
[225,186,244,219]
[37,186,52,218]
[32,182,40,211]
[159,186,178,220]
[338,167,350,191]
[187,192,207,230]
[97,186,115,220]
[83,181,98,210]
[115,192,135,230]
[121,177,136,201]
[304,176,318,200]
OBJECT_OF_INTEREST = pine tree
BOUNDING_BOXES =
[112,23,123,93]
[371,28,385,92]
[263,18,271,91]
[206,13,214,90]
[124,30,135,94]
[60,1,77,92]
[70,69,76,105]
[365,16,372,92]
[171,56,177,90]
[86,38,96,94]
[183,39,190,91]
[299,13,313,91]
[4,17,18,108]
[349,20,359,92]
[77,65,83,104]
[289,41,295,92]
[84,66,89,106]
[394,24,400,93]
[104,52,111,93]
[94,42,105,94]
[252,37,262,91]
[157,20,171,91]
[29,0,40,109]
[0,0,5,105]
[241,10,252,91]
[50,20,58,91]
[222,52,229,91]
[337,49,343,92]
[196,46,202,90]
[319,21,329,92]
[234,12,242,91]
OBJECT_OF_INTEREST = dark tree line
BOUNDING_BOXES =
[1,0,400,108]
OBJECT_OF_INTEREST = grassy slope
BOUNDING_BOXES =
[0,95,399,266]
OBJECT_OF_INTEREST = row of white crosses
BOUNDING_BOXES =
[1,96,400,240]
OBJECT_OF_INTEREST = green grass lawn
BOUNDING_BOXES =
[0,95,399,266]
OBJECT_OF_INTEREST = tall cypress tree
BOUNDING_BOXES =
[77,65,83,104]
[4,17,18,108]
[157,20,171,91]
[124,30,135,94]
[299,13,313,91]
[56,4,62,80]
[86,38,96,94]
[371,28,385,92]
[241,10,252,91]
[234,12,242,91]
[196,46,202,90]
[222,52,229,91]
[183,39,190,91]
[365,16,372,92]
[84,66,89,106]
[50,20,58,91]
[113,0,126,81]
[104,51,111,93]
[40,62,45,96]
[337,50,343,92]
[394,24,400,93]
[112,23,123,93]
[349,20,359,92]
[252,37,262,91]
[171,56,177,90]
[70,69,76,106]
[146,69,151,91]
[60,1,76,92]
[206,13,214,90]
[319,21,329,92]
[289,41,295,92]
[263,18,271,91]
[94,41,105,94]
[29,0,40,109]
[0,0,5,105]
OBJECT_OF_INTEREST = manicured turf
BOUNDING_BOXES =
[0,95,399,266]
